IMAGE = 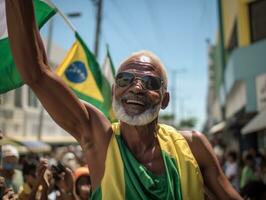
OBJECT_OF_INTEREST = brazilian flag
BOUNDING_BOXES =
[56,32,112,120]
[0,0,57,93]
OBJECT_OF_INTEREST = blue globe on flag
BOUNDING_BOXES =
[65,61,88,83]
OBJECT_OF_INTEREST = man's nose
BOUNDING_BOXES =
[132,79,145,92]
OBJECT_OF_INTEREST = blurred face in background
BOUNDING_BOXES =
[76,175,91,200]
[25,170,37,187]
[2,156,18,171]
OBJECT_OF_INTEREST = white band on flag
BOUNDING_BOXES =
[103,56,115,85]
[0,0,8,40]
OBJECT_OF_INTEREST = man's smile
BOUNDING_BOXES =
[119,94,150,115]
[121,94,148,107]
[125,99,145,106]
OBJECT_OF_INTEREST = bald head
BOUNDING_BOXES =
[118,50,168,89]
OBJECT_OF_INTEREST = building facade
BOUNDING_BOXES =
[206,0,266,152]
[0,39,76,145]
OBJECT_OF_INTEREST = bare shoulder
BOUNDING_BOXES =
[180,130,215,168]
[180,130,207,146]
[80,102,113,188]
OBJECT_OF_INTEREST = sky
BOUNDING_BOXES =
[42,0,218,130]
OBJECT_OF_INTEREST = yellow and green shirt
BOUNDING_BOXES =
[91,123,204,200]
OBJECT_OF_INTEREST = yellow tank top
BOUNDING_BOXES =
[91,123,204,200]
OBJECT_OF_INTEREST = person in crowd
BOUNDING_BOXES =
[258,158,266,184]
[0,145,23,193]
[0,130,3,140]
[30,159,77,200]
[248,148,263,172]
[225,151,239,190]
[240,180,266,200]
[213,145,225,167]
[6,1,243,199]
[75,167,91,200]
[1,175,18,200]
[62,152,79,171]
[18,159,42,200]
[240,154,258,189]
[2,188,18,200]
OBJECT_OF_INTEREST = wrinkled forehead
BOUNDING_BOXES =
[118,55,163,76]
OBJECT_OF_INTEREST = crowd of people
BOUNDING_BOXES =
[1,139,266,200]
[0,143,92,200]
[212,144,266,200]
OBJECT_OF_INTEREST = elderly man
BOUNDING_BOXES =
[0,145,23,194]
[6,0,242,199]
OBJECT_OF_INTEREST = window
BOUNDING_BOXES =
[249,0,266,42]
[14,88,22,107]
[28,88,38,108]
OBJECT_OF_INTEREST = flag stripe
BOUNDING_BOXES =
[0,0,56,94]
[34,0,57,28]
[75,32,103,91]
[101,48,116,121]
[0,0,8,40]
[74,32,116,121]
[0,38,23,93]
[72,88,109,117]
[107,50,116,77]
[102,53,115,86]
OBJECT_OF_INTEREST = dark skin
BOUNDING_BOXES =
[6,1,242,199]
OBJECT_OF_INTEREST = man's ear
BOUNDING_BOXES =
[161,92,169,109]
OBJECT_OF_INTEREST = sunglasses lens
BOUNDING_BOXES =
[116,72,134,87]
[143,76,162,90]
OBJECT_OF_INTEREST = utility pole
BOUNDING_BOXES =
[93,0,103,58]
[217,0,226,120]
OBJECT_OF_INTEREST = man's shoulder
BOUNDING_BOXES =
[180,130,205,144]
[158,123,204,142]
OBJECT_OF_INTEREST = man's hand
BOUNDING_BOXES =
[2,188,18,200]
[54,167,77,200]
[36,159,50,189]
[56,167,75,194]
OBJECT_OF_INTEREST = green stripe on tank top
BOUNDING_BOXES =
[116,135,183,200]
[90,187,101,199]
[90,129,183,200]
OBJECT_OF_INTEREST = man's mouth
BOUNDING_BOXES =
[125,99,145,106]
[121,94,148,108]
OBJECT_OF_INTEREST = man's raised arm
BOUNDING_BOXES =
[5,0,111,143]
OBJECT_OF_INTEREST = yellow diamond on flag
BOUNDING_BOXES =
[56,40,104,103]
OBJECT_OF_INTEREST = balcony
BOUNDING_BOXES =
[225,39,266,112]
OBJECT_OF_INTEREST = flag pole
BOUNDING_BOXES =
[45,0,77,33]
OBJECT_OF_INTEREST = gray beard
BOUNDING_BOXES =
[112,96,161,126]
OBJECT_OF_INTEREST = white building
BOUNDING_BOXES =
[0,39,77,145]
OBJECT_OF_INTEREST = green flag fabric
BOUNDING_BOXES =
[102,47,116,121]
[0,0,57,93]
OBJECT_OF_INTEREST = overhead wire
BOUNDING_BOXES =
[190,0,209,67]
[142,0,162,52]
[102,12,133,51]
[109,0,147,48]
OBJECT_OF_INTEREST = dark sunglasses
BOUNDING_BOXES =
[115,72,163,91]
